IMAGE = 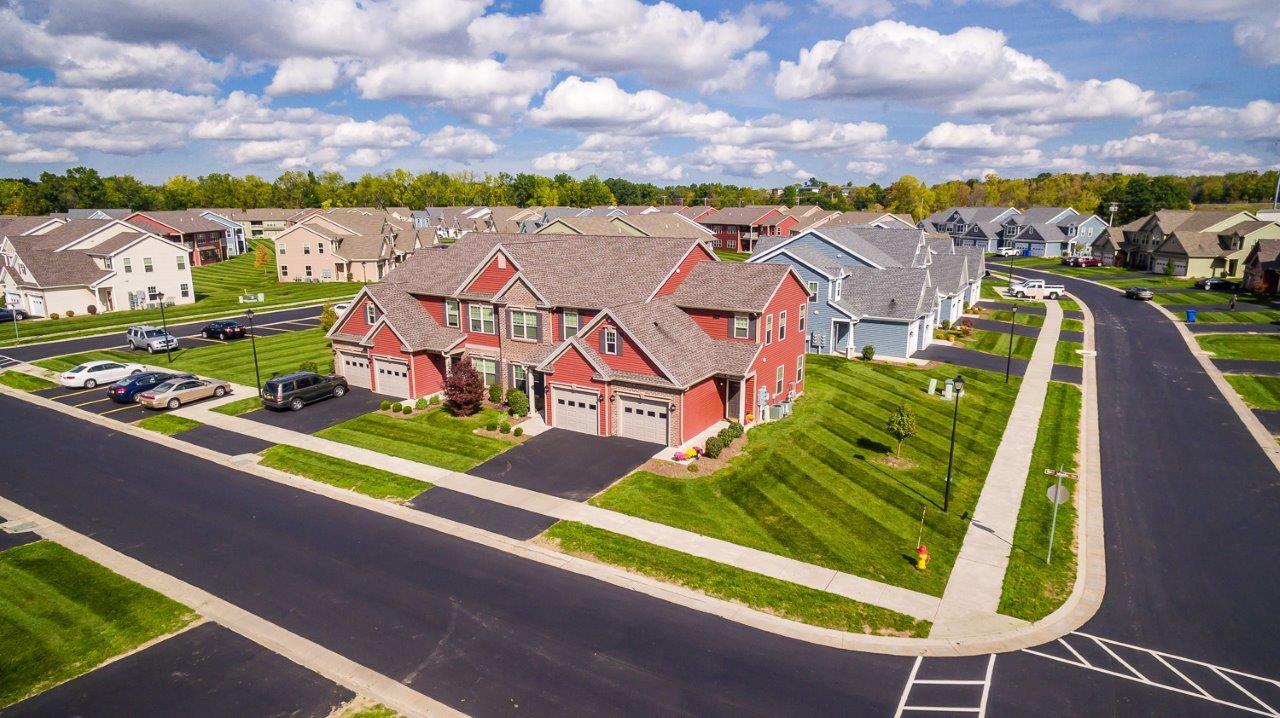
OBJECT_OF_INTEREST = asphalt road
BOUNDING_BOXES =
[0,305,321,362]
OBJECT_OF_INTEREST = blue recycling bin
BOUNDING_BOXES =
[1186,308,1197,323]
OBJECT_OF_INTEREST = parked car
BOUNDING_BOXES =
[1076,257,1102,267]
[996,247,1020,257]
[107,371,194,403]
[332,301,352,315]
[200,320,246,340]
[59,361,145,388]
[1195,277,1239,291]
[1009,279,1066,300]
[126,325,179,354]
[1061,256,1080,266]
[261,371,348,411]
[1124,286,1155,301]
[0,308,27,322]
[138,378,231,410]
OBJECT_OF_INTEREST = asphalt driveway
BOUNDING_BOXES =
[468,428,661,501]
[242,387,384,434]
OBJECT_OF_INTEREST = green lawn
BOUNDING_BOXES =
[546,522,930,637]
[988,310,1045,328]
[135,415,201,436]
[318,407,510,473]
[1055,340,1084,367]
[34,328,332,388]
[960,327,1037,361]
[0,541,196,708]
[1194,310,1280,324]
[715,249,750,263]
[1224,375,1280,410]
[1196,334,1280,361]
[1152,290,1236,306]
[0,372,56,392]
[259,445,432,502]
[1095,275,1194,289]
[1058,298,1081,312]
[0,241,359,349]
[1061,318,1084,334]
[592,357,1022,596]
[999,382,1081,621]
[337,703,400,718]
[210,396,262,416]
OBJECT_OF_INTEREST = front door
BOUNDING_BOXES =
[833,321,851,354]
[725,380,741,421]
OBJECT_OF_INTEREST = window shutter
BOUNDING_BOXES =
[616,330,623,356]
[748,316,757,341]
[727,314,735,337]
[599,329,606,354]
[533,312,541,342]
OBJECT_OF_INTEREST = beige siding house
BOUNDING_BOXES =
[273,208,431,283]
[1149,212,1265,277]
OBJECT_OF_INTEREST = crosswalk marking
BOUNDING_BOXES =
[895,654,995,717]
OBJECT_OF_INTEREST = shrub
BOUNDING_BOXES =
[65,309,75,317]
[506,388,529,417]
[380,400,391,411]
[488,383,503,404]
[687,463,699,473]
[87,305,98,315]
[444,357,485,416]
[499,421,511,434]
[940,319,950,330]
[716,427,734,444]
[49,312,59,320]
[391,402,403,412]
[415,397,428,410]
[402,405,413,415]
[727,421,744,439]
[513,427,524,437]
[703,435,726,458]
[861,344,875,361]
[298,360,318,373]
[320,302,338,331]
[486,420,498,431]
[429,394,441,405]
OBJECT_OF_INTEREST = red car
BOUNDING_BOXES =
[1077,257,1102,267]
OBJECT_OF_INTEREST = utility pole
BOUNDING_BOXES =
[1108,201,1119,227]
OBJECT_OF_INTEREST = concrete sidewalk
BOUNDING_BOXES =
[930,301,1064,638]
[174,396,943,622]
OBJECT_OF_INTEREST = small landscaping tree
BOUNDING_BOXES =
[298,360,318,373]
[886,404,918,457]
[488,383,503,404]
[444,357,485,416]
[415,397,428,410]
[506,388,529,417]
[319,302,338,331]
[254,242,270,268]
[861,344,875,361]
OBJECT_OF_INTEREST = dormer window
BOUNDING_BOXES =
[365,303,378,325]
[732,315,750,339]
[601,327,619,355]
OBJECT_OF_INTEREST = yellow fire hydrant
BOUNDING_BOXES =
[916,544,930,571]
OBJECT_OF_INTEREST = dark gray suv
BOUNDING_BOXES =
[261,371,348,411]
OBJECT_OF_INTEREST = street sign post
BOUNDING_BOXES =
[1045,465,1070,564]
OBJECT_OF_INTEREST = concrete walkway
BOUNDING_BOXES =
[930,300,1064,639]
[173,394,943,622]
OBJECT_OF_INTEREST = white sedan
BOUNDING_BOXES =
[59,360,146,388]
[332,301,351,315]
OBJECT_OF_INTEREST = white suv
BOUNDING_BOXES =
[126,325,178,354]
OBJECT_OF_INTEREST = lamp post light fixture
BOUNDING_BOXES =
[1005,305,1018,384]
[944,374,964,512]
[245,308,262,393]
[156,291,172,364]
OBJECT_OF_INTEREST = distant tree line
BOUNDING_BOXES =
[2,166,1274,227]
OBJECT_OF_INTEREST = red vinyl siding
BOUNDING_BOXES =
[125,213,177,237]
[654,243,716,296]
[334,296,376,336]
[368,323,407,356]
[585,320,662,377]
[462,302,500,348]
[549,309,597,342]
[418,297,446,325]
[684,308,754,342]
[749,273,808,404]
[465,253,517,294]
[412,354,446,397]
[682,376,726,442]
[546,345,609,435]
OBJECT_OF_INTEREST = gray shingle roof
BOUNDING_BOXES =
[364,283,464,352]
[837,267,931,320]
[665,261,789,313]
[699,206,784,226]
[9,247,111,288]
[605,300,759,386]
[928,254,969,294]
[130,210,226,234]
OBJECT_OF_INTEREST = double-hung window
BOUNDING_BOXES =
[602,328,619,355]
[317,241,325,254]
[365,303,377,325]
[798,304,807,332]
[143,257,153,273]
[765,314,774,345]
[473,358,497,386]
[562,309,580,339]
[806,281,818,298]
[123,258,132,273]
[444,299,459,328]
[732,314,750,339]
[303,243,311,255]
[796,356,805,383]
[180,283,190,298]
[511,310,538,340]
[778,310,787,341]
[775,365,785,395]
[277,243,286,255]
[469,304,495,334]
[176,255,185,270]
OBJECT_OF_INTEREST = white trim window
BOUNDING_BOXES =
[779,310,787,341]
[796,355,805,383]
[806,280,818,298]
[305,265,313,277]
[303,243,311,255]
[775,364,785,395]
[176,255,185,270]
[317,241,325,254]
[511,309,539,340]
[103,256,113,269]
[798,304,806,332]
[562,309,580,339]
[765,314,774,345]
[365,302,378,325]
[180,283,190,298]
[732,314,750,339]
[143,257,153,273]
[281,265,288,277]
[277,243,286,255]
[602,327,619,355]
[473,357,497,386]
[123,257,132,273]
[469,304,495,334]
[835,280,842,300]
[444,299,460,328]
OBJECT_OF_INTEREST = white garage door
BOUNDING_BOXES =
[374,358,410,398]
[619,396,669,445]
[553,387,599,435]
[339,353,371,390]
[27,294,45,317]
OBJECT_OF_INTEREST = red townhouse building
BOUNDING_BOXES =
[698,206,797,253]
[126,210,230,266]
[327,233,809,446]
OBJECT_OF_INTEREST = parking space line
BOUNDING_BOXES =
[1212,667,1279,716]
[99,404,141,416]
[74,397,113,408]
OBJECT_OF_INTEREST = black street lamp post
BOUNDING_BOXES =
[246,308,262,392]
[1005,305,1018,383]
[944,374,965,512]
[156,292,172,364]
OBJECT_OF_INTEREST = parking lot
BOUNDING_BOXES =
[241,387,386,433]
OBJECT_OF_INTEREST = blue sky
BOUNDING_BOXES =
[0,0,1276,186]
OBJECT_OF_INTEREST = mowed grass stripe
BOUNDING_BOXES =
[317,407,510,473]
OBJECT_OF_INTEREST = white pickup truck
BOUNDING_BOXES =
[1008,279,1066,300]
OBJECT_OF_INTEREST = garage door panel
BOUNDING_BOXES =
[339,353,371,390]
[374,358,410,398]
[554,387,599,435]
[620,396,669,445]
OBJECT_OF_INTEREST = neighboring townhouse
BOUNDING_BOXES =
[48,208,132,221]
[699,205,795,253]
[817,211,917,231]
[1242,239,1280,293]
[211,208,296,241]
[273,208,430,282]
[536,213,715,240]
[1121,210,1256,271]
[0,218,194,317]
[1151,218,1279,278]
[999,208,1107,257]
[197,210,247,256]
[924,206,1020,241]
[592,205,659,216]
[1090,226,1124,265]
[534,216,645,236]
[749,226,984,360]
[125,210,233,266]
[326,234,809,445]
[655,205,717,222]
